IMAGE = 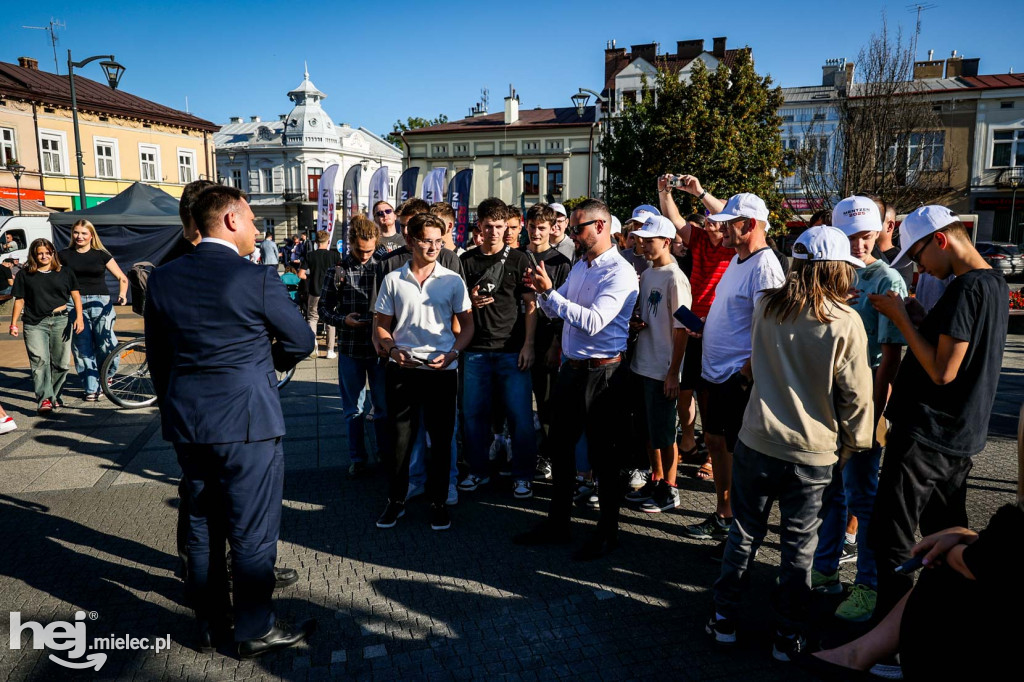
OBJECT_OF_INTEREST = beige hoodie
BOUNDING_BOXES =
[739,298,875,466]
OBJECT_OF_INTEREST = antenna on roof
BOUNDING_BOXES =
[185,96,190,114]
[905,3,938,60]
[481,87,489,113]
[22,18,65,74]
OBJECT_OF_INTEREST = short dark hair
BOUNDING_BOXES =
[190,185,248,236]
[406,213,446,241]
[428,201,455,226]
[398,197,430,219]
[507,206,522,222]
[179,179,217,227]
[476,197,510,223]
[526,203,557,226]
[573,198,611,221]
[685,213,705,227]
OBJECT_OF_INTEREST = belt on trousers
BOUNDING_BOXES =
[564,354,622,369]
[44,309,69,318]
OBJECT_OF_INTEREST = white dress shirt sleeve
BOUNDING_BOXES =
[541,269,634,337]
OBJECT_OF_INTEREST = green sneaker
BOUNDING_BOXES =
[835,584,876,622]
[811,569,843,595]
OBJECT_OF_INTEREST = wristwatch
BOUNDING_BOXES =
[540,288,554,301]
[697,190,708,202]
[449,349,460,358]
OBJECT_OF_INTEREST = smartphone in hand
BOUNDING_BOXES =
[673,304,705,333]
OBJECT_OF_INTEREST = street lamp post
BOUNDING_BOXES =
[7,163,25,215]
[570,88,605,198]
[67,50,126,210]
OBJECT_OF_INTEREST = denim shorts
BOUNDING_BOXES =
[640,375,678,451]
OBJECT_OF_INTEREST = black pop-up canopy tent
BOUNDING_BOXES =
[49,183,183,300]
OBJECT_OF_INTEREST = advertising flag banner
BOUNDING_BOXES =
[396,167,420,203]
[446,169,473,246]
[317,164,340,235]
[421,168,447,203]
[342,164,361,226]
[368,166,390,209]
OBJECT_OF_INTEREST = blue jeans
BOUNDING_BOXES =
[463,351,536,480]
[813,446,881,589]
[337,354,389,463]
[70,294,118,394]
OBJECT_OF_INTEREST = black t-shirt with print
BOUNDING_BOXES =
[58,248,112,296]
[460,246,532,353]
[303,248,342,297]
[12,267,80,325]
[885,269,1009,456]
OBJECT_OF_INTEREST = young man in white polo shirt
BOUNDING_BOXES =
[683,193,785,548]
[373,214,474,531]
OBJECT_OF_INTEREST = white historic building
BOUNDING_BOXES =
[214,68,402,238]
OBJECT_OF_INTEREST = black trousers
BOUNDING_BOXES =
[869,428,972,618]
[547,358,628,537]
[384,364,458,505]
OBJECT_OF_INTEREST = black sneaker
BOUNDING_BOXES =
[534,457,553,481]
[839,541,858,565]
[705,614,737,645]
[683,513,732,540]
[376,500,405,529]
[625,479,658,504]
[772,629,806,662]
[430,503,451,531]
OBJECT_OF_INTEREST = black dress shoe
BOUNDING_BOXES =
[238,619,316,659]
[274,566,299,590]
[198,619,233,654]
[571,533,619,561]
[512,521,572,546]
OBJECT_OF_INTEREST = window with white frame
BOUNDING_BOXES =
[40,131,66,174]
[1,127,16,166]
[991,129,1024,168]
[547,140,562,151]
[523,141,539,152]
[231,169,242,188]
[178,150,196,184]
[886,131,944,173]
[139,144,159,182]
[260,167,273,192]
[94,138,117,178]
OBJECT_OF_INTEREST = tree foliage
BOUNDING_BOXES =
[794,19,958,213]
[386,115,449,148]
[599,51,790,229]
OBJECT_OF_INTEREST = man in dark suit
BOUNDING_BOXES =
[146,185,316,657]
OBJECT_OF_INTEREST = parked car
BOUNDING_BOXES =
[976,242,1024,277]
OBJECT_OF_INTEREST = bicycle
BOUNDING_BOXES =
[100,338,297,409]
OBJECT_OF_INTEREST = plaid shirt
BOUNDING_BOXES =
[318,253,380,359]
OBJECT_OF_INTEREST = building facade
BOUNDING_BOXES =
[0,56,217,211]
[213,69,402,239]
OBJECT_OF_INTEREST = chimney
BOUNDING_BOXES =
[630,42,657,63]
[605,45,628,85]
[17,57,39,70]
[230,116,242,124]
[961,57,980,77]
[504,85,519,125]
[927,49,934,60]
[821,58,845,87]
[676,39,704,59]
[945,55,963,78]
[250,116,261,123]
[913,59,944,80]
[844,62,856,89]
[712,36,727,58]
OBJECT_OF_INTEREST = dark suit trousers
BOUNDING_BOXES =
[176,438,284,641]
[385,364,457,505]
[547,359,628,537]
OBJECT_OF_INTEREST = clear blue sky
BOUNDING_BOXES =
[5,0,1021,140]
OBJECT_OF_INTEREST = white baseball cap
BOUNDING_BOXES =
[610,216,622,235]
[631,215,676,240]
[792,225,865,268]
[890,205,960,267]
[832,196,882,236]
[709,193,769,223]
[549,202,567,217]
[627,210,658,227]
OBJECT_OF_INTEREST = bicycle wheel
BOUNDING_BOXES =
[277,366,295,390]
[101,339,157,408]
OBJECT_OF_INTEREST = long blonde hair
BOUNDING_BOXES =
[761,259,855,324]
[72,219,108,252]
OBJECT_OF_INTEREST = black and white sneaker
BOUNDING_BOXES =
[573,476,596,504]
[513,479,533,499]
[376,500,405,529]
[839,541,858,565]
[641,481,679,513]
[534,457,553,481]
[705,614,736,645]
[625,479,658,504]
[772,629,806,662]
[430,503,451,531]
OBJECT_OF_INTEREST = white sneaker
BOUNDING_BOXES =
[457,474,490,492]
[446,483,458,506]
[513,479,533,499]
[326,350,337,359]
[626,468,650,490]
[0,416,16,435]
[406,481,425,501]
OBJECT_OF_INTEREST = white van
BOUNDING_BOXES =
[0,216,54,264]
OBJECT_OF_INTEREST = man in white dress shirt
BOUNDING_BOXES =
[514,198,639,560]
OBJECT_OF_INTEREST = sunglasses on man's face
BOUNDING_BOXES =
[568,219,602,237]
[375,208,394,218]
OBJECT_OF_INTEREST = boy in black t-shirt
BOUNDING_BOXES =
[303,231,342,358]
[867,205,1009,617]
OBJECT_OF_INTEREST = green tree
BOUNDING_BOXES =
[387,115,449,148]
[599,51,790,229]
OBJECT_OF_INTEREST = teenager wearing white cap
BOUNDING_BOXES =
[620,205,660,279]
[867,206,1009,620]
[547,203,575,261]
[680,193,785,549]
[708,225,874,662]
[810,196,909,623]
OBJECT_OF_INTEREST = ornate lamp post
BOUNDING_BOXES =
[67,50,125,209]
[7,163,25,215]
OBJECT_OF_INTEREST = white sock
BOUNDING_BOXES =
[845,532,857,545]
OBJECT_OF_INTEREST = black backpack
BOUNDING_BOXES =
[127,261,155,315]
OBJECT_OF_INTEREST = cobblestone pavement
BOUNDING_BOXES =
[0,321,1019,681]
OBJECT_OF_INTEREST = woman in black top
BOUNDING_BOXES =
[58,220,129,400]
[9,238,84,413]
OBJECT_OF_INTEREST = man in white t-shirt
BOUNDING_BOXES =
[625,215,692,513]
[682,193,785,547]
